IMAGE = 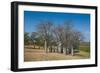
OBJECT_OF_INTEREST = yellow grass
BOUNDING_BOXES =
[24,46,90,62]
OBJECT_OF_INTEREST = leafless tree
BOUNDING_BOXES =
[35,20,83,55]
[52,25,65,53]
[62,21,83,55]
[37,21,53,53]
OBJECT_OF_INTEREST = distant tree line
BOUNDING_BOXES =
[24,20,84,56]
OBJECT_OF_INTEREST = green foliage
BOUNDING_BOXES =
[30,32,37,44]
[24,32,30,45]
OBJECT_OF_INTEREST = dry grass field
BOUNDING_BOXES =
[24,45,90,62]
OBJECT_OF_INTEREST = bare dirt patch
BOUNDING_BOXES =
[24,47,90,62]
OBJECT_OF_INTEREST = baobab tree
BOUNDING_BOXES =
[63,23,74,55]
[37,21,53,53]
[62,21,83,55]
[34,20,84,55]
[50,20,83,55]
[52,25,65,53]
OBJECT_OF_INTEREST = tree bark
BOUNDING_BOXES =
[71,46,74,56]
[44,40,47,53]
[64,47,68,55]
[50,46,51,52]
[58,42,61,53]
[61,44,63,53]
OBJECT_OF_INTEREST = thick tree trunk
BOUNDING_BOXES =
[44,40,47,53]
[61,44,63,53]
[51,46,53,52]
[58,42,63,53]
[64,47,68,55]
[56,46,59,53]
[71,46,74,56]
[63,48,66,55]
[49,46,52,52]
